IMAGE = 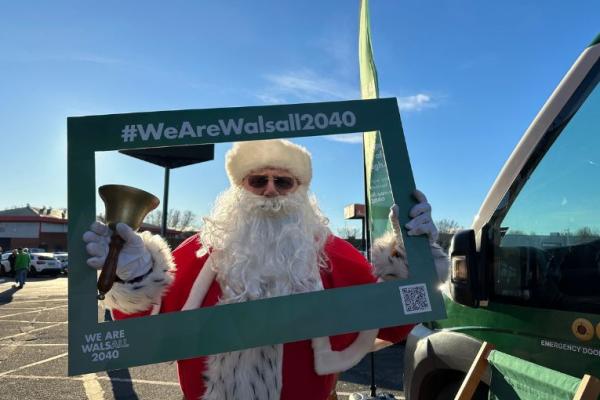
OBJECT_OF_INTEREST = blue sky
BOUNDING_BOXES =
[1,1,598,234]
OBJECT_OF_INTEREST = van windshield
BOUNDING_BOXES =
[494,68,600,314]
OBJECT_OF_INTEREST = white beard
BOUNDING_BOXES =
[199,187,331,400]
[200,186,331,303]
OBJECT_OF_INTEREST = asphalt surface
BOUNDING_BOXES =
[0,275,406,400]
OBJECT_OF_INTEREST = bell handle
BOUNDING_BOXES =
[97,233,126,300]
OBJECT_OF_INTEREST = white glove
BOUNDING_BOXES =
[403,189,439,244]
[83,221,152,282]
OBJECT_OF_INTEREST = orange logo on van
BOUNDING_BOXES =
[572,318,594,341]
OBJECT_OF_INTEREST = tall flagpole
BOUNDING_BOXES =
[353,1,397,399]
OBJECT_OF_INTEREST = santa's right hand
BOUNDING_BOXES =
[83,221,152,282]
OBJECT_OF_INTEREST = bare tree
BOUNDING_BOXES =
[144,210,162,226]
[338,224,360,239]
[436,219,462,234]
[144,208,197,230]
[179,210,196,230]
[435,219,463,252]
[575,226,599,239]
[169,209,181,230]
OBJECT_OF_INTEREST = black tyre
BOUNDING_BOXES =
[434,381,488,400]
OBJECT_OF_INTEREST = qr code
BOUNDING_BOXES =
[399,284,432,314]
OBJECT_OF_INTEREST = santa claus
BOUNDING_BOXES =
[84,139,448,400]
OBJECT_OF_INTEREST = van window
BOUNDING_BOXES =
[493,77,600,313]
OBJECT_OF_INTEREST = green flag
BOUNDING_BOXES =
[359,0,395,241]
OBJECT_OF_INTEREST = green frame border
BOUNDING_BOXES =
[67,98,445,375]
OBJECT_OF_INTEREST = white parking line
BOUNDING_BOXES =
[0,374,72,380]
[0,343,67,347]
[82,373,106,400]
[94,376,180,386]
[2,375,179,386]
[0,304,67,319]
[0,299,66,304]
[0,352,68,377]
[0,322,63,341]
[0,320,67,324]
[0,374,180,387]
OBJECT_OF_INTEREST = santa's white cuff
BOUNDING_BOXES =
[101,231,176,314]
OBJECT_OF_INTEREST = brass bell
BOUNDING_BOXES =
[97,185,160,300]
[99,184,160,231]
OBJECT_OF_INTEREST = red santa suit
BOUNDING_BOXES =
[112,233,413,400]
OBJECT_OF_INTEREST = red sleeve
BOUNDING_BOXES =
[322,236,414,345]
[322,236,377,288]
[112,308,151,320]
[112,234,208,320]
[160,234,209,314]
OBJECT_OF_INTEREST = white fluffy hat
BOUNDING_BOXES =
[225,139,312,187]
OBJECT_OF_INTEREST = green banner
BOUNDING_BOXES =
[360,0,392,241]
[488,350,582,400]
[359,0,440,291]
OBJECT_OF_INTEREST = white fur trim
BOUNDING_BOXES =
[371,230,450,282]
[203,344,283,400]
[371,231,409,280]
[101,231,175,314]
[225,139,312,186]
[181,257,217,311]
[312,329,379,375]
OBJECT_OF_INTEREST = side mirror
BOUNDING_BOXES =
[449,229,480,307]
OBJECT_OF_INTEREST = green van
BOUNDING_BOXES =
[403,35,600,399]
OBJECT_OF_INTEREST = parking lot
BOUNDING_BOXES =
[0,275,405,399]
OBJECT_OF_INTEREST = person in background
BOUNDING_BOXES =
[13,248,31,289]
[8,249,17,276]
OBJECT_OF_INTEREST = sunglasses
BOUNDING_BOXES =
[246,175,297,190]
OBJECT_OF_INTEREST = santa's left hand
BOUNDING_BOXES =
[403,189,439,244]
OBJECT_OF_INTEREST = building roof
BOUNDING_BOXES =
[0,206,67,219]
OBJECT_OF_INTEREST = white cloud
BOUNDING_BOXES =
[257,70,357,103]
[327,133,364,144]
[71,54,122,65]
[397,93,436,111]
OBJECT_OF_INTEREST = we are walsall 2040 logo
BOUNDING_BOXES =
[120,111,357,143]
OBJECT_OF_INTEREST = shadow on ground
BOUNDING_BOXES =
[340,343,405,392]
[0,286,20,304]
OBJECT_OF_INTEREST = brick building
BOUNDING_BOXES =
[0,206,190,252]
[0,206,68,252]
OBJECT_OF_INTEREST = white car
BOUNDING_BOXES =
[1,252,14,275]
[28,252,62,276]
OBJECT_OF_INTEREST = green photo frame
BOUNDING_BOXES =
[67,98,446,375]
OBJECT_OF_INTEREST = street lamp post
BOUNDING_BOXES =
[119,144,215,237]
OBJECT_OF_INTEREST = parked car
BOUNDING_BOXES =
[0,252,14,276]
[28,252,62,276]
[54,252,68,274]
[403,36,600,399]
